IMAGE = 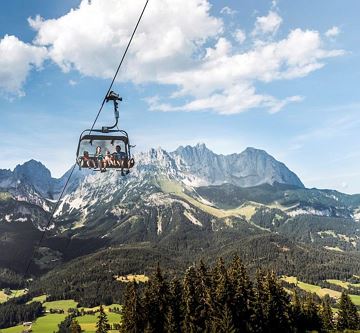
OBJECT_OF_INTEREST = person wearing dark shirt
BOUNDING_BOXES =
[113,145,128,175]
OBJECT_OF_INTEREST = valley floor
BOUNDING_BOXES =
[282,276,360,307]
[1,297,121,333]
[2,273,360,332]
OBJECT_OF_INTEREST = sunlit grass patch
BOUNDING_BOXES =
[115,274,149,283]
[43,299,78,311]
[157,178,261,220]
[0,289,26,304]
[282,276,360,307]
[281,276,341,299]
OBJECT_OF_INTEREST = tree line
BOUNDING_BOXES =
[0,295,42,329]
[121,256,359,332]
[56,305,114,333]
[1,256,359,332]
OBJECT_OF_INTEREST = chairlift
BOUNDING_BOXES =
[76,91,135,174]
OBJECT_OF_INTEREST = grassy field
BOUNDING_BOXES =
[327,279,360,289]
[116,274,149,283]
[350,294,360,306]
[158,178,261,221]
[1,297,122,333]
[282,276,360,306]
[30,295,47,303]
[77,310,121,333]
[1,314,67,333]
[0,289,26,304]
[79,304,122,312]
[282,276,341,298]
[43,299,78,311]
[31,314,67,333]
[1,324,24,333]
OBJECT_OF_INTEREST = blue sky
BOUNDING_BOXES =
[0,0,360,193]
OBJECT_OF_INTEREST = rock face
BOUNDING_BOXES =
[48,144,359,253]
[13,160,53,197]
[0,144,304,201]
[0,160,87,205]
[0,144,305,233]
[168,144,304,188]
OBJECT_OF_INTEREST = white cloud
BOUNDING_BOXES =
[0,35,47,96]
[69,79,77,86]
[29,0,222,82]
[148,84,302,115]
[25,0,343,115]
[150,29,342,114]
[252,10,282,36]
[325,26,341,38]
[234,29,246,44]
[220,6,237,16]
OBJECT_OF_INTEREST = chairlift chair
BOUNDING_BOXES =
[76,91,135,173]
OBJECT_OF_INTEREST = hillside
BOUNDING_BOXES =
[0,144,359,289]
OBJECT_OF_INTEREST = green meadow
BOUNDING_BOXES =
[327,279,360,289]
[282,276,360,307]
[1,295,121,333]
[0,290,26,304]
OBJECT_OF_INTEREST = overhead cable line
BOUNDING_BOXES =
[89,0,150,134]
[13,0,150,298]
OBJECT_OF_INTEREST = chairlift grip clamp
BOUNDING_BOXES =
[106,91,122,121]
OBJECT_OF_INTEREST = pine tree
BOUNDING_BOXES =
[182,266,198,333]
[209,258,234,332]
[217,304,236,333]
[95,305,109,333]
[213,258,232,307]
[195,260,213,331]
[254,270,267,332]
[70,319,82,333]
[142,264,169,333]
[337,291,360,331]
[302,294,322,332]
[142,281,155,332]
[320,295,334,331]
[290,290,306,332]
[57,314,76,333]
[227,255,255,332]
[264,271,291,333]
[121,281,144,333]
[165,278,183,333]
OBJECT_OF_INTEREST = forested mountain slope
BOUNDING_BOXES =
[0,144,359,286]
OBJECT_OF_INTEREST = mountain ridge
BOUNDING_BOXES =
[1,143,359,277]
[169,144,304,188]
[0,144,305,199]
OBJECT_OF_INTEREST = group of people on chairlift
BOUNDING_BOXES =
[81,145,129,175]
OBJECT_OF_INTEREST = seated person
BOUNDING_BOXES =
[112,145,128,175]
[112,145,127,162]
[104,150,115,167]
[81,151,95,168]
[95,146,106,172]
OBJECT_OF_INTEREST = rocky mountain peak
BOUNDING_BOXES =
[12,160,52,196]
[242,147,267,154]
[168,144,304,188]
[14,159,51,178]
[1,145,304,202]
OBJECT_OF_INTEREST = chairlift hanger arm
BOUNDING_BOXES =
[101,91,123,132]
